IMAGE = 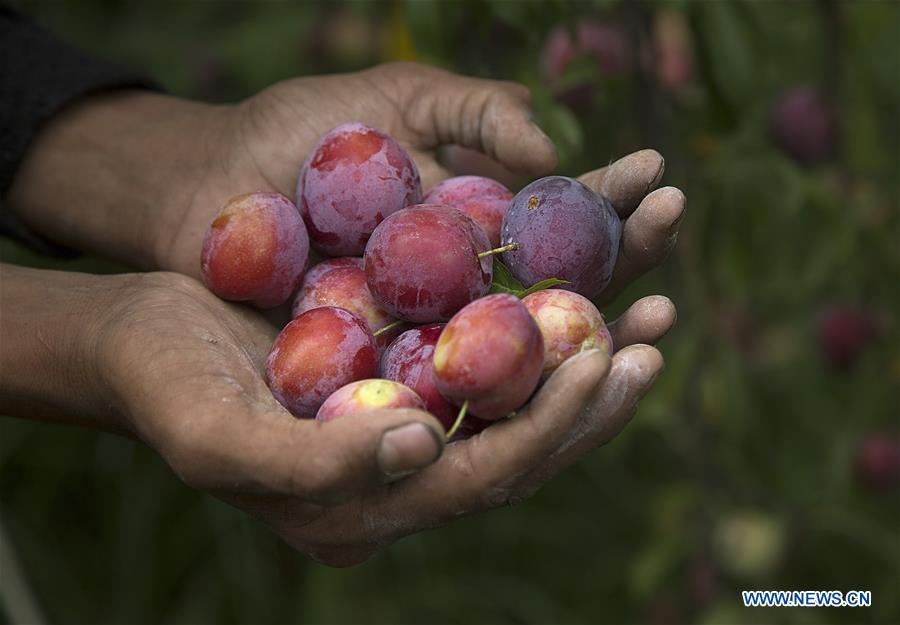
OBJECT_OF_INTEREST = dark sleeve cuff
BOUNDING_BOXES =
[0,5,163,253]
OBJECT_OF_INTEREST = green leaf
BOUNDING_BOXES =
[519,278,570,298]
[488,260,525,295]
[489,260,568,298]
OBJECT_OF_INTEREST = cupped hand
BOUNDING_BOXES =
[98,271,674,567]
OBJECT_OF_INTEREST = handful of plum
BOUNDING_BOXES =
[201,123,620,438]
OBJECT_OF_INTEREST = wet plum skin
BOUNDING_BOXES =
[432,294,544,420]
[200,192,309,308]
[423,175,514,247]
[501,176,621,301]
[297,122,422,257]
[292,257,401,349]
[265,306,378,419]
[364,204,492,323]
[315,379,425,422]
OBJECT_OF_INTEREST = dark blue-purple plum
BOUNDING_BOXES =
[500,176,621,300]
[770,86,834,165]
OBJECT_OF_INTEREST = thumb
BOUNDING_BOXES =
[159,402,444,506]
[387,63,558,175]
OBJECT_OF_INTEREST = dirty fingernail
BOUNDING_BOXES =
[378,423,443,477]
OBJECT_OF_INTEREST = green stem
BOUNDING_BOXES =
[478,243,519,259]
[373,320,403,338]
[445,399,469,440]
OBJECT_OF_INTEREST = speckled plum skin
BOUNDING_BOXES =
[292,257,400,348]
[200,192,309,308]
[265,306,378,419]
[423,176,513,247]
[364,204,492,323]
[297,122,422,256]
[432,294,544,420]
[501,176,621,300]
[523,289,613,377]
[315,379,425,422]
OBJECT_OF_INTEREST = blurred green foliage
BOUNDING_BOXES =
[2,1,898,624]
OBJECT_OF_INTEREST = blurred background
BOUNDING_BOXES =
[1,0,898,624]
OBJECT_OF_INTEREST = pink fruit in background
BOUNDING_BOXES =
[292,257,401,348]
[653,9,694,92]
[501,176,622,300]
[364,204,492,323]
[316,379,425,421]
[200,192,309,308]
[854,433,900,490]
[433,294,544,420]
[440,145,524,191]
[265,306,378,418]
[539,20,629,108]
[770,86,835,165]
[815,305,877,369]
[423,176,514,247]
[523,289,613,377]
[297,122,422,256]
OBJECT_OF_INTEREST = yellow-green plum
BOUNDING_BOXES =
[316,379,425,421]
[523,288,612,378]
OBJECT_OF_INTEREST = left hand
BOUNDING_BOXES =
[10,62,684,300]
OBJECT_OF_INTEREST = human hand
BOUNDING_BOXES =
[4,62,684,566]
[8,62,683,295]
[92,273,673,566]
[1,264,672,566]
[171,62,685,309]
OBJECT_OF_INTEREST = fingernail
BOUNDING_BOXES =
[378,423,443,477]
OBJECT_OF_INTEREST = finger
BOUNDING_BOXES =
[393,63,558,176]
[362,349,612,536]
[579,149,665,218]
[596,186,686,305]
[520,345,664,486]
[409,150,453,193]
[158,402,445,506]
[607,295,677,351]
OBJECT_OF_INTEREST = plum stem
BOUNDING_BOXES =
[445,400,469,440]
[478,243,519,258]
[373,320,403,338]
